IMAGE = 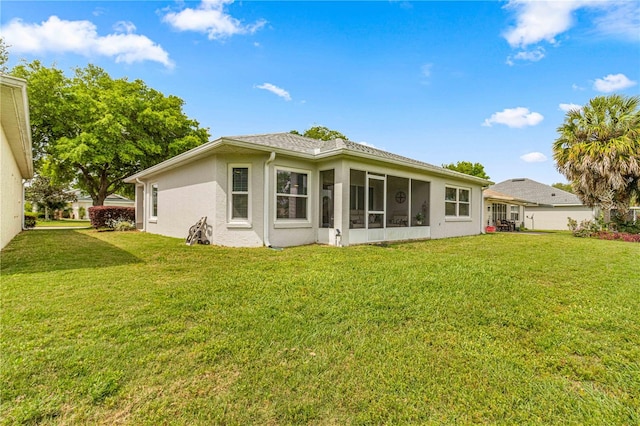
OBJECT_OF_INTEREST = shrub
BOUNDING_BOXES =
[88,206,135,229]
[24,212,37,229]
[593,231,640,243]
[78,206,86,220]
[567,217,600,238]
[610,213,640,234]
[108,218,137,232]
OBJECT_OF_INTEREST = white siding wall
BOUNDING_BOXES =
[0,125,24,249]
[524,206,594,231]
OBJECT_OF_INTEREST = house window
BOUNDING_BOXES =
[276,169,308,220]
[445,186,470,217]
[229,165,250,222]
[320,169,334,228]
[510,205,519,221]
[150,183,158,219]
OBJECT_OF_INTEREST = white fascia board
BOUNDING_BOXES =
[0,74,33,179]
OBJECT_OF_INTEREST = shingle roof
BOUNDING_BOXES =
[226,133,484,182]
[126,132,491,185]
[490,178,583,206]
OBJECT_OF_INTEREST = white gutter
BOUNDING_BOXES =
[263,152,276,247]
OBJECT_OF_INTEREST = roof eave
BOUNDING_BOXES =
[0,74,33,179]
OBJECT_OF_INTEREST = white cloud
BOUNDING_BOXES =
[113,21,136,34]
[506,46,545,65]
[256,83,291,101]
[1,16,173,68]
[502,0,638,62]
[593,73,637,93]
[162,0,266,40]
[520,152,548,163]
[482,107,544,128]
[421,63,433,78]
[572,83,585,91]
[503,0,583,48]
[592,1,640,42]
[559,103,582,112]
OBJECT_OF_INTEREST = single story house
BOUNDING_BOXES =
[69,190,134,219]
[489,178,595,231]
[125,133,490,247]
[483,188,530,231]
[1,74,33,249]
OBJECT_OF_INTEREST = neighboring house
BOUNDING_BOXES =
[125,133,490,247]
[483,188,530,230]
[69,190,134,219]
[1,75,33,249]
[490,178,595,230]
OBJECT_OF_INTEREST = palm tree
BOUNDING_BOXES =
[553,95,640,219]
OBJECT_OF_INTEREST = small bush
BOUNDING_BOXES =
[24,212,37,229]
[610,214,640,234]
[88,206,135,229]
[108,218,137,232]
[567,217,600,238]
[78,206,87,220]
[593,231,640,243]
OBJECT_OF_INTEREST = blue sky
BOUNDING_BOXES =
[2,0,639,184]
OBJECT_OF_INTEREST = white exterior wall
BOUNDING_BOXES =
[143,155,219,241]
[0,126,24,249]
[132,151,486,247]
[524,206,594,231]
[212,154,265,247]
[430,176,483,239]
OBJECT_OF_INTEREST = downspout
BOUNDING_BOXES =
[21,179,27,230]
[136,178,145,232]
[263,152,276,247]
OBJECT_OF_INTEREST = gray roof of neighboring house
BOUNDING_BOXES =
[125,132,491,185]
[69,190,133,202]
[490,178,584,206]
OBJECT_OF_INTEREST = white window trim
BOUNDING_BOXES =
[274,166,311,226]
[445,185,471,221]
[228,164,252,228]
[149,182,158,223]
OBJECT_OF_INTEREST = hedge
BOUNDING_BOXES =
[88,206,136,229]
[24,212,37,229]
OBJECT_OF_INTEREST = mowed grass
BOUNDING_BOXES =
[1,230,639,425]
[35,219,91,228]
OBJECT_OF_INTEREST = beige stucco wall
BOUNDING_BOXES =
[524,206,594,231]
[0,125,25,249]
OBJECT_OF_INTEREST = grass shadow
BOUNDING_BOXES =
[1,230,141,275]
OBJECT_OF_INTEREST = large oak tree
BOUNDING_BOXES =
[12,62,210,205]
[290,126,349,141]
[442,161,490,180]
[553,95,640,215]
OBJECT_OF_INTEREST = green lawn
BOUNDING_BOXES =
[1,231,639,425]
[35,219,91,228]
